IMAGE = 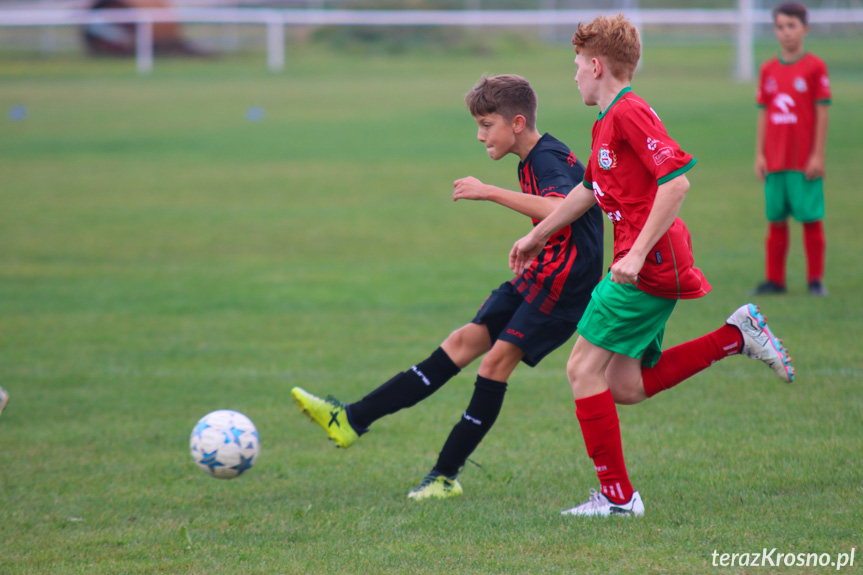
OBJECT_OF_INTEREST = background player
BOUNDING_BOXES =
[510,14,794,517]
[753,2,831,296]
[292,74,604,500]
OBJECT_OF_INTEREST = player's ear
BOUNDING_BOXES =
[511,114,527,133]
[592,57,602,78]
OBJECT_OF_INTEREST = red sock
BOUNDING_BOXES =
[642,324,743,398]
[803,220,825,283]
[575,389,633,504]
[765,221,789,287]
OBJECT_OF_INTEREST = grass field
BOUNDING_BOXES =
[1,34,862,574]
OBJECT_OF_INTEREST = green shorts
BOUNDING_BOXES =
[765,171,824,223]
[577,274,677,367]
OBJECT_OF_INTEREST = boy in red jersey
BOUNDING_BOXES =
[292,74,605,500]
[510,14,795,517]
[753,2,831,296]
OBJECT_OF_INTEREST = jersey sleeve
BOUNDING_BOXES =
[756,63,770,107]
[813,57,832,104]
[532,152,584,198]
[583,154,594,189]
[618,103,696,184]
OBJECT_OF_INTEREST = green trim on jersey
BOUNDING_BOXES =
[597,87,632,121]
[778,52,812,65]
[657,158,697,185]
[816,99,832,105]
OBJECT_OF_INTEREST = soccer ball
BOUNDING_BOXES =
[189,410,260,479]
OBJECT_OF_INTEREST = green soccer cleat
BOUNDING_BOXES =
[407,471,463,501]
[291,387,359,449]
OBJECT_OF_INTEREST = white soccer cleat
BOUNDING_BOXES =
[727,303,794,383]
[561,489,644,517]
[0,386,8,417]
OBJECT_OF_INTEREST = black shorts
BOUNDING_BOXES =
[472,282,579,367]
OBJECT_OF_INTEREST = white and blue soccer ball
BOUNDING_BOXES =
[190,410,260,479]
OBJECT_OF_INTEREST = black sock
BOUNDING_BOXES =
[347,347,460,430]
[433,376,507,478]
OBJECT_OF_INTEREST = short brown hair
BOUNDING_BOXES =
[773,2,809,25]
[571,13,641,82]
[465,74,537,130]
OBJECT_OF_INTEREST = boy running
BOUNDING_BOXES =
[753,2,831,296]
[292,74,604,500]
[510,14,795,517]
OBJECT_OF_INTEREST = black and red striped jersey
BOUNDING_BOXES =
[511,133,604,321]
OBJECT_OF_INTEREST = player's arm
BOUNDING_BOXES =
[804,104,829,180]
[610,174,689,285]
[754,107,768,182]
[453,176,564,221]
[509,183,596,274]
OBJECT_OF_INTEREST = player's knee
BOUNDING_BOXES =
[441,324,490,368]
[442,326,465,350]
[566,356,587,390]
[609,385,644,405]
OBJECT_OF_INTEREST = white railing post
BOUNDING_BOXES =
[136,18,154,74]
[736,0,755,82]
[266,13,284,72]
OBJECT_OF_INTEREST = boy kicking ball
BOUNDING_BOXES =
[510,14,794,517]
[292,74,605,500]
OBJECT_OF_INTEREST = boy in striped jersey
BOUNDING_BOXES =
[293,74,604,500]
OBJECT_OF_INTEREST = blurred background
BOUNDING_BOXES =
[1,0,861,79]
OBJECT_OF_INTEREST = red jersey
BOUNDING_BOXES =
[583,88,710,300]
[756,53,831,173]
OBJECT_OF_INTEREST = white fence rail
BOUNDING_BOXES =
[1,6,862,78]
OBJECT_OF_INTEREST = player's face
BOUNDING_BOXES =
[574,51,598,106]
[474,113,517,160]
[773,13,807,54]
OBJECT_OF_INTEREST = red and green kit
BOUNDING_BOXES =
[582,88,710,300]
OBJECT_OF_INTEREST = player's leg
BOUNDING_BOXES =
[637,322,744,400]
[407,340,523,501]
[754,173,790,295]
[291,282,516,448]
[803,220,827,295]
[346,321,489,429]
[561,276,673,517]
[408,293,579,500]
[562,338,643,516]
[633,303,793,400]
[789,173,827,295]
[291,324,484,448]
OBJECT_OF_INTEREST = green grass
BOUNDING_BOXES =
[1,36,862,574]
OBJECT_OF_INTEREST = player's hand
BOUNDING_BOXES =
[510,232,543,275]
[804,155,826,180]
[609,251,645,285]
[453,177,487,202]
[754,155,768,182]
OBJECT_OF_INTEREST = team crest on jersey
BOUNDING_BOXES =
[764,77,778,95]
[598,147,617,170]
[794,77,807,93]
